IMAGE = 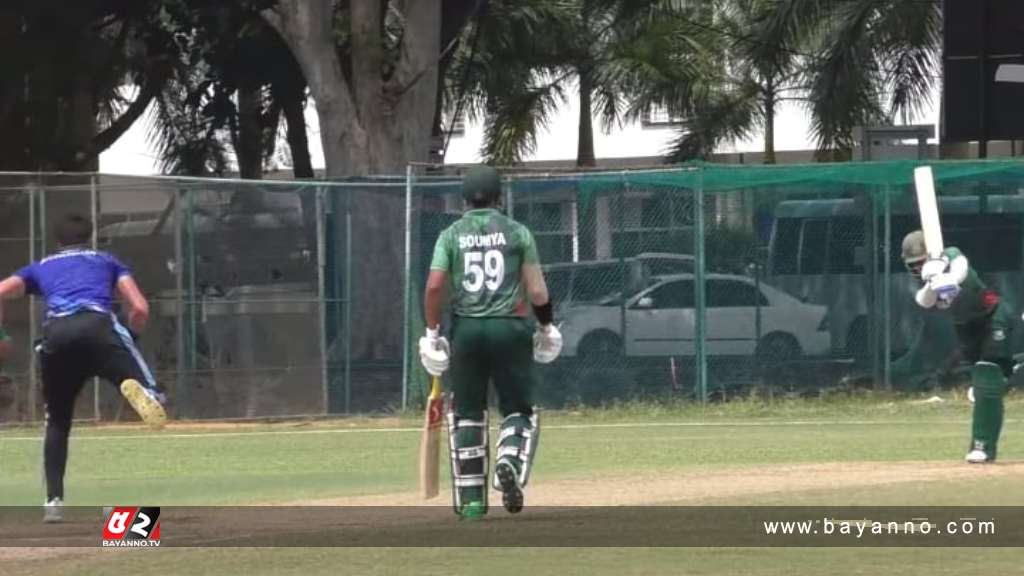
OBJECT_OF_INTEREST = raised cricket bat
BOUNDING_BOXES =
[913,166,944,258]
[418,375,444,499]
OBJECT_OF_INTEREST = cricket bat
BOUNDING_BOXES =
[418,375,444,499]
[913,166,944,258]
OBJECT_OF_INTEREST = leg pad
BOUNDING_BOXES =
[447,411,488,514]
[493,411,539,490]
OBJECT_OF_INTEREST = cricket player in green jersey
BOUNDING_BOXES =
[419,165,562,520]
[902,231,1013,463]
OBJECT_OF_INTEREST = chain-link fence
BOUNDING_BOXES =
[2,160,1024,423]
[409,160,1024,409]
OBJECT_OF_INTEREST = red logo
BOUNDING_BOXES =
[427,397,444,429]
[981,289,1001,311]
[102,507,161,547]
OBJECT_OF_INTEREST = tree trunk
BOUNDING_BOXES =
[263,0,441,363]
[237,84,263,179]
[281,88,314,178]
[577,65,596,167]
[763,82,776,165]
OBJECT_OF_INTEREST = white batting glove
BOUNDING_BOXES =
[920,258,947,282]
[928,272,960,304]
[533,323,563,364]
[418,327,450,376]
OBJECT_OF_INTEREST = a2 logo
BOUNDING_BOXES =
[102,507,161,546]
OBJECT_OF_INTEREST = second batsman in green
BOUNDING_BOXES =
[902,230,1013,463]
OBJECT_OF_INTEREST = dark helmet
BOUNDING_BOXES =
[463,165,502,206]
[901,230,928,265]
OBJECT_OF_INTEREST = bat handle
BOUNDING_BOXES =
[430,375,441,399]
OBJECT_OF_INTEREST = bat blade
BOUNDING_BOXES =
[913,166,944,258]
[418,376,444,499]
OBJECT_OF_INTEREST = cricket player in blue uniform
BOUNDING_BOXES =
[0,214,167,523]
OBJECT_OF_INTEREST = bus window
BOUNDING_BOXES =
[828,216,864,273]
[799,219,828,274]
[886,215,917,272]
[944,214,1023,272]
[771,219,800,274]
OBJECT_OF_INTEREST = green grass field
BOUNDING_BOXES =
[3,392,1024,574]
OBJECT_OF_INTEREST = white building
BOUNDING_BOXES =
[102,83,945,176]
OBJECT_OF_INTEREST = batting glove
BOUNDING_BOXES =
[533,323,563,364]
[929,272,960,304]
[418,327,450,376]
[920,258,947,282]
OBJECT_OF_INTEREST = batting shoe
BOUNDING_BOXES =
[965,448,993,464]
[43,498,64,524]
[495,459,524,514]
[120,379,167,429]
[459,500,486,521]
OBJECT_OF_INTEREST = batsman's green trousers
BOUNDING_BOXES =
[450,316,536,419]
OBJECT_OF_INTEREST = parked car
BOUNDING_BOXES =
[544,253,695,313]
[559,273,831,360]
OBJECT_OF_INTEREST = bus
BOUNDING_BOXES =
[767,194,1024,362]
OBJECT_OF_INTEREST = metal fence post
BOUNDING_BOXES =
[402,165,414,412]
[618,173,628,356]
[91,175,100,421]
[27,185,37,422]
[173,189,184,419]
[694,167,708,404]
[37,186,47,419]
[344,204,353,414]
[870,188,882,389]
[883,185,892,391]
[316,186,329,414]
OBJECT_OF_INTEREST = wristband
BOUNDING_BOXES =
[533,301,553,326]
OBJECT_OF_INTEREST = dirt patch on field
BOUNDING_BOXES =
[4,460,1024,554]
[291,460,1024,507]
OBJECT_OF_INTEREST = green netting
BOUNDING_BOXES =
[3,160,1024,424]
[579,159,1024,193]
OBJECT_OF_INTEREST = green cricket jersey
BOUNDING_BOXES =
[430,208,540,317]
[937,247,1000,324]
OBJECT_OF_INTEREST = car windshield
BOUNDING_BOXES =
[596,291,624,305]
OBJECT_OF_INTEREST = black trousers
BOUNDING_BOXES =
[40,311,160,500]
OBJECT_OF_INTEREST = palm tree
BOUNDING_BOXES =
[441,0,572,165]
[0,1,177,171]
[661,0,809,163]
[760,0,941,158]
[147,2,314,178]
[445,0,717,167]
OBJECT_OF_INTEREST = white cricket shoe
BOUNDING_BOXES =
[965,449,991,464]
[120,379,167,428]
[43,498,64,523]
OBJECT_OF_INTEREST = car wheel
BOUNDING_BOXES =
[578,331,623,360]
[756,333,801,364]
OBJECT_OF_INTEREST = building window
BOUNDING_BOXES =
[611,193,693,257]
[641,106,687,128]
[514,201,573,263]
[445,112,466,137]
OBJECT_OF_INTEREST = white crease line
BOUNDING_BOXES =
[0,418,977,442]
